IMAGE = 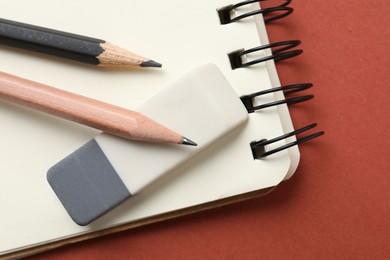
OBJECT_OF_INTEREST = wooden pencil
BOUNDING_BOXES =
[0,18,162,68]
[0,71,196,146]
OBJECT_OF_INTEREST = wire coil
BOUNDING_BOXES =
[240,83,314,113]
[228,40,302,69]
[218,0,293,24]
[250,123,325,158]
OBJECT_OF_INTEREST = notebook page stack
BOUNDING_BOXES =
[0,0,298,256]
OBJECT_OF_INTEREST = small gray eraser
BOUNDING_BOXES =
[47,139,131,226]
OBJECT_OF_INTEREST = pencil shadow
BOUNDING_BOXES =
[0,99,98,140]
[96,64,166,76]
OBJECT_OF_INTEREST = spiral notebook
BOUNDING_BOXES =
[0,0,322,257]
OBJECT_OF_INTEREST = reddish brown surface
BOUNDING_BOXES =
[33,1,390,259]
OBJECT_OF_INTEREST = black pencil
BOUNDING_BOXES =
[0,18,162,68]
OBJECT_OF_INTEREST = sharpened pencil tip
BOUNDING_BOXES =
[140,60,162,68]
[181,137,198,146]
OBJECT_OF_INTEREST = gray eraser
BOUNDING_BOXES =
[47,139,131,226]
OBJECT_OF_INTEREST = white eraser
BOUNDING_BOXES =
[47,63,248,225]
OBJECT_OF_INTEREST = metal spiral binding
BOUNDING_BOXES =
[250,123,325,158]
[228,40,302,70]
[217,0,293,25]
[217,0,324,157]
[240,83,314,113]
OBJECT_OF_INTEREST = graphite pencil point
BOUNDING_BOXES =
[181,137,198,146]
[140,60,162,68]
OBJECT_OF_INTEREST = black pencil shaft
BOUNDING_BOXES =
[0,18,105,64]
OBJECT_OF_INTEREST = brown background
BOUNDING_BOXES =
[31,1,390,259]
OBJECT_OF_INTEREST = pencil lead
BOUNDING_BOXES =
[140,60,162,68]
[181,137,198,146]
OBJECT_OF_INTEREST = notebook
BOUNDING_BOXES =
[0,0,321,257]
